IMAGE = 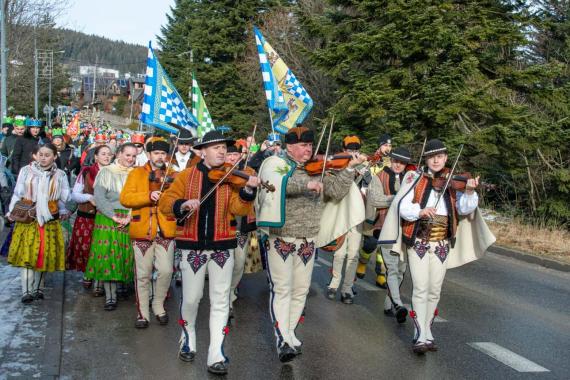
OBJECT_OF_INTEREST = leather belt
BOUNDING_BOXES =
[417,215,448,242]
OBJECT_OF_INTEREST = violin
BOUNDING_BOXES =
[304,154,358,176]
[149,168,177,194]
[208,163,275,192]
[430,170,495,192]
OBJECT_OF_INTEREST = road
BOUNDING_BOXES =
[0,250,568,379]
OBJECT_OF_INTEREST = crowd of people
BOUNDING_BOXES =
[0,112,495,375]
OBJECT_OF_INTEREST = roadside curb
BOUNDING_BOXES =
[490,245,570,273]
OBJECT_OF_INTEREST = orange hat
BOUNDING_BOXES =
[235,138,247,151]
[131,134,145,145]
[343,135,361,150]
[95,133,107,143]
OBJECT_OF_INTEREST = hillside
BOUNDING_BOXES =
[57,28,147,75]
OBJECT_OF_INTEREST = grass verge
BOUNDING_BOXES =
[488,220,570,265]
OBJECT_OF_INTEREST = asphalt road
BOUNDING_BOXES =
[1,250,569,379]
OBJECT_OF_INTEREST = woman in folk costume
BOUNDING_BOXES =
[66,145,113,294]
[7,144,70,303]
[84,143,137,311]
[379,139,495,354]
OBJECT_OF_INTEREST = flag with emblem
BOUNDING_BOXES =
[140,42,198,135]
[254,27,313,133]
[191,73,216,137]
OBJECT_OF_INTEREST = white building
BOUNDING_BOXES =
[79,65,119,78]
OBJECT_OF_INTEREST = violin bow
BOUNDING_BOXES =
[416,137,427,170]
[313,115,334,160]
[243,122,257,168]
[158,129,181,194]
[319,114,335,185]
[433,144,464,211]
[178,156,244,222]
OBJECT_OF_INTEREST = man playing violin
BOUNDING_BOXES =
[158,130,259,375]
[326,135,367,305]
[379,139,495,355]
[366,146,413,322]
[224,141,258,315]
[120,137,177,329]
[355,133,392,287]
[256,126,366,362]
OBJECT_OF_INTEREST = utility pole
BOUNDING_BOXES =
[0,0,7,119]
[92,55,97,107]
[47,50,53,127]
[34,28,38,118]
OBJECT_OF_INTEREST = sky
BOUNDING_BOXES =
[59,0,175,47]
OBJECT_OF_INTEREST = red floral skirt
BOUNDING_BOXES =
[66,215,96,272]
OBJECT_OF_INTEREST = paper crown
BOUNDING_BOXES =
[95,134,107,142]
[25,118,43,127]
[267,133,281,143]
[51,128,64,137]
[14,116,27,127]
[3,116,13,124]
[131,134,145,145]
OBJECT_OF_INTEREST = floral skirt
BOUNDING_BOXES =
[66,215,96,272]
[84,212,134,282]
[8,220,65,272]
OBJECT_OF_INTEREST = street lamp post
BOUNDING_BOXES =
[1,0,7,119]
[33,22,52,119]
[47,50,64,127]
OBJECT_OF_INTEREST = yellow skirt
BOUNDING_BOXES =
[8,220,65,272]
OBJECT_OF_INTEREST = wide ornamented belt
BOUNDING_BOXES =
[417,215,449,242]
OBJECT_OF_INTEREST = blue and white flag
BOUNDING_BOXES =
[140,42,198,135]
[254,27,313,133]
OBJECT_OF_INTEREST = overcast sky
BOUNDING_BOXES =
[59,0,175,46]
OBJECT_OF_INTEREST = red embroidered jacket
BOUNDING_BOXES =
[158,161,256,250]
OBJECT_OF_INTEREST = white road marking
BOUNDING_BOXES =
[317,257,332,266]
[403,304,447,322]
[468,342,549,373]
[313,262,321,267]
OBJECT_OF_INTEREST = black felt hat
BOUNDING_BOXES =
[226,143,240,153]
[178,129,196,144]
[423,139,447,157]
[388,147,412,163]
[378,133,392,147]
[193,130,235,150]
[285,126,315,144]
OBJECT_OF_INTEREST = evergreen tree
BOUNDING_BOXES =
[301,0,569,223]
[158,0,283,136]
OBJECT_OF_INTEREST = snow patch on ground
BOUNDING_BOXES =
[0,263,48,378]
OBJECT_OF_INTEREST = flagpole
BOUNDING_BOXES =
[268,109,275,135]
